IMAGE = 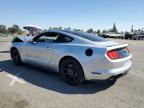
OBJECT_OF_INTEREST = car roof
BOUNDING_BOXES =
[58,30,107,42]
[37,29,107,42]
[38,29,80,39]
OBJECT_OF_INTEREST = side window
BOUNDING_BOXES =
[55,34,73,43]
[35,33,59,43]
[35,32,73,43]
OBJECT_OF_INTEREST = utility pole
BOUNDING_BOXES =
[131,25,134,32]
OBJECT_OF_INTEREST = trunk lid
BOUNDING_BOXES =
[93,40,121,47]
[93,40,130,60]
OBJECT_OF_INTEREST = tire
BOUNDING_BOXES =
[11,49,23,66]
[59,58,85,85]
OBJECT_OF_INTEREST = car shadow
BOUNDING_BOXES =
[0,51,10,53]
[0,41,9,42]
[0,60,122,94]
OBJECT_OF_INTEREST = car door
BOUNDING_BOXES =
[24,32,58,68]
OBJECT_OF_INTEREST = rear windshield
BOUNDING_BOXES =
[63,31,107,42]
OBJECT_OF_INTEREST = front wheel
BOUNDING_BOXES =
[11,49,23,66]
[59,58,85,85]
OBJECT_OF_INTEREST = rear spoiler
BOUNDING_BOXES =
[107,44,128,51]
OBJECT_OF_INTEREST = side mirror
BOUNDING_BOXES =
[32,38,37,43]
[28,39,36,44]
[32,41,37,44]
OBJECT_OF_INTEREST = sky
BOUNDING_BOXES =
[0,0,144,32]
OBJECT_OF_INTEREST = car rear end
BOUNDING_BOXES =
[85,44,132,80]
[61,30,132,80]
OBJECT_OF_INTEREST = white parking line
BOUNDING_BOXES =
[7,73,25,86]
[130,72,144,79]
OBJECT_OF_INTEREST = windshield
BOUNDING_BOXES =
[63,30,107,42]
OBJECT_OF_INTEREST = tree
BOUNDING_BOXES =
[53,27,59,30]
[7,24,23,34]
[138,28,141,31]
[8,27,15,33]
[87,28,94,33]
[102,30,107,34]
[73,29,82,32]
[131,25,134,32]
[121,31,124,34]
[12,24,22,34]
[43,29,48,32]
[64,27,71,31]
[96,29,101,34]
[0,24,7,33]
[49,27,52,30]
[58,27,62,30]
[111,23,118,33]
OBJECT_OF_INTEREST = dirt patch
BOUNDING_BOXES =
[15,100,29,108]
[0,91,29,108]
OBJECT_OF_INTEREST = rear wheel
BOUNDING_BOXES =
[11,49,23,66]
[59,58,85,85]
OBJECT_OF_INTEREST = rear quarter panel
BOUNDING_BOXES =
[51,43,107,79]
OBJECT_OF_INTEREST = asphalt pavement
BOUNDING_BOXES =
[0,37,144,108]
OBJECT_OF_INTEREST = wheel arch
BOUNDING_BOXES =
[10,47,18,56]
[10,47,17,52]
[10,47,22,59]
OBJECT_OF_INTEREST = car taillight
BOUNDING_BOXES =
[107,47,130,60]
[107,50,120,60]
[125,47,130,53]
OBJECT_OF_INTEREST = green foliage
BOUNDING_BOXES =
[131,25,134,32]
[87,28,94,33]
[96,29,101,34]
[49,26,63,30]
[110,23,118,33]
[12,24,23,34]
[58,27,62,30]
[8,27,15,33]
[102,30,107,33]
[7,24,23,34]
[73,29,83,32]
[0,24,7,33]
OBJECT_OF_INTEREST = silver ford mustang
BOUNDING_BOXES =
[10,30,132,85]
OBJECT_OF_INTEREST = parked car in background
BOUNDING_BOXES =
[98,34,108,38]
[105,32,115,38]
[112,33,122,39]
[125,32,134,39]
[119,33,125,39]
[132,34,144,40]
[100,32,123,39]
[99,32,125,39]
[99,32,114,38]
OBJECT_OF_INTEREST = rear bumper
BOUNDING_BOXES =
[86,60,132,80]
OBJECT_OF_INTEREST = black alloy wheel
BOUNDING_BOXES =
[60,58,85,85]
[11,49,22,66]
